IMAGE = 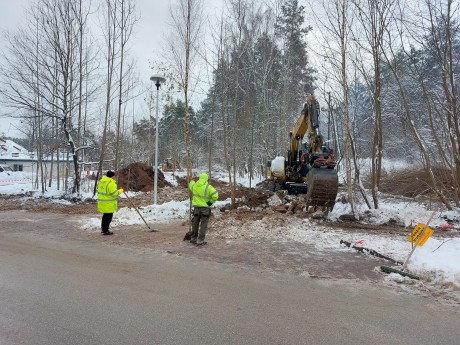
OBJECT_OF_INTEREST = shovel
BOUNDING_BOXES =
[183,229,192,241]
[123,191,159,232]
[183,195,193,241]
[183,202,192,240]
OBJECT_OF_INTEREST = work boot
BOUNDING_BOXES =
[190,238,197,244]
[101,230,113,235]
[196,240,207,246]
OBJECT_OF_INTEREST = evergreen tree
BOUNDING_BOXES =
[160,100,197,165]
[275,0,315,108]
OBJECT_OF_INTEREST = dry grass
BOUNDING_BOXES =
[377,167,457,199]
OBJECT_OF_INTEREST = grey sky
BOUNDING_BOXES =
[0,0,171,137]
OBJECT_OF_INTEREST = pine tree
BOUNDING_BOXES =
[275,0,315,108]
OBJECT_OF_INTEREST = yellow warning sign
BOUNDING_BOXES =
[408,224,425,242]
[418,228,434,247]
[407,223,434,246]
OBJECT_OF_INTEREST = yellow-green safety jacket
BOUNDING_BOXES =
[189,173,218,207]
[97,176,123,213]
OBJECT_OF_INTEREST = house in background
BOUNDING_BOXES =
[0,137,71,176]
[0,137,31,171]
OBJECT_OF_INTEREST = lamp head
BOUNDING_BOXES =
[150,74,166,89]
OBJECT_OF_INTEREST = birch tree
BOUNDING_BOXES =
[167,0,205,183]
[114,0,138,171]
[352,0,396,208]
[422,0,460,206]
[312,0,366,215]
[0,0,95,193]
[95,0,122,187]
[383,0,460,208]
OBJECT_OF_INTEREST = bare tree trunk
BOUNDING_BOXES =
[208,76,217,175]
[338,0,354,214]
[230,0,248,204]
[114,0,137,172]
[168,0,204,182]
[353,0,395,209]
[314,0,363,213]
[114,0,125,173]
[426,0,460,206]
[76,0,85,147]
[35,15,46,194]
[383,0,455,209]
[217,22,233,192]
[184,2,192,184]
[0,0,94,195]
[95,0,119,196]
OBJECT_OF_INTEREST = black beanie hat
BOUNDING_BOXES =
[106,170,115,177]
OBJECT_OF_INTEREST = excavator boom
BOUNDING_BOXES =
[268,93,338,213]
[289,94,322,161]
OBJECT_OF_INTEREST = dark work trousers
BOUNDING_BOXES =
[191,207,211,242]
[101,213,114,232]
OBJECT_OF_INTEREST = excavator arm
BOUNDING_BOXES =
[268,93,338,213]
[289,94,323,165]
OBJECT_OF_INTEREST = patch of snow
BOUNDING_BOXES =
[1,169,459,292]
[163,172,179,187]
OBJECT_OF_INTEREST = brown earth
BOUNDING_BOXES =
[117,162,172,192]
[1,178,458,239]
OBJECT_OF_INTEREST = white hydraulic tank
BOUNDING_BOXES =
[270,156,285,178]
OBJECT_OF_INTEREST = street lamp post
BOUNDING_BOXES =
[150,74,165,205]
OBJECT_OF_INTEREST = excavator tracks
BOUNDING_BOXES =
[305,168,339,212]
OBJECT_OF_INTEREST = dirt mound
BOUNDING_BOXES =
[244,189,274,207]
[117,162,172,192]
[175,176,265,204]
[176,176,189,188]
[220,189,274,210]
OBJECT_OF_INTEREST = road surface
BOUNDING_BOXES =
[0,210,459,345]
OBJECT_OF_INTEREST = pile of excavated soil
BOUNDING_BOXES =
[220,189,275,210]
[176,176,249,201]
[117,162,172,192]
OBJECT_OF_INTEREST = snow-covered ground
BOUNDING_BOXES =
[1,169,460,291]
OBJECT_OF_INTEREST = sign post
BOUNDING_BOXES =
[402,211,436,271]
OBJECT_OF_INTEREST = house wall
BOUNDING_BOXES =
[0,158,73,177]
[1,138,75,177]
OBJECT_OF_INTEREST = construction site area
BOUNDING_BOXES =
[1,160,460,307]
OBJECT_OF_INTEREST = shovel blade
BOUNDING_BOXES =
[183,231,192,241]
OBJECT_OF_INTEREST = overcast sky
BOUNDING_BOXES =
[0,0,188,138]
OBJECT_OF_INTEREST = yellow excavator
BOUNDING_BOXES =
[161,158,179,171]
[267,93,338,212]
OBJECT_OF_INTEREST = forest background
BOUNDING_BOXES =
[0,0,459,215]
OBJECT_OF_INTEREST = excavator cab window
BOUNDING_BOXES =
[302,142,310,152]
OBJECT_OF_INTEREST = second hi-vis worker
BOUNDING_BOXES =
[188,172,218,245]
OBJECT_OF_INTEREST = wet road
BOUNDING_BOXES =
[1,210,459,345]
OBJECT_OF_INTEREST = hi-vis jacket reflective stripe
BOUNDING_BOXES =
[97,176,122,213]
[189,173,218,207]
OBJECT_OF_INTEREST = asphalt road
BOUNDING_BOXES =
[0,211,459,345]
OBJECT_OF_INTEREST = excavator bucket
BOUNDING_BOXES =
[305,168,338,212]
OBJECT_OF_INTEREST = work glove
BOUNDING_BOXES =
[206,201,212,206]
[120,187,124,193]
